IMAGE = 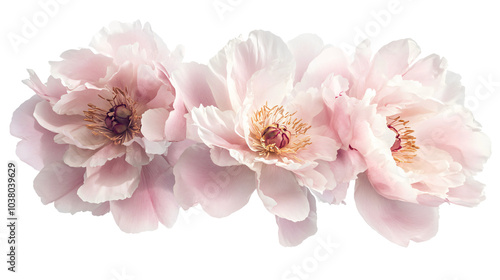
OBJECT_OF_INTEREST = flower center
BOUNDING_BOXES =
[387,116,419,163]
[84,87,141,145]
[250,104,311,160]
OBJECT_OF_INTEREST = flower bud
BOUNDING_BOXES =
[261,123,291,149]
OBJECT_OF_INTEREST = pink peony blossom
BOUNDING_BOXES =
[326,39,491,246]
[172,31,343,246]
[10,21,186,232]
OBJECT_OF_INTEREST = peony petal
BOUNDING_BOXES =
[298,46,351,91]
[354,173,439,246]
[64,144,126,168]
[257,164,310,222]
[141,108,169,141]
[189,105,247,150]
[34,101,107,149]
[10,96,67,170]
[163,87,187,142]
[34,161,107,214]
[173,62,217,110]
[110,156,179,232]
[288,33,325,84]
[365,38,421,91]
[23,69,67,104]
[224,30,294,111]
[447,177,486,207]
[52,88,109,116]
[276,189,317,246]
[173,144,256,217]
[50,48,114,87]
[77,156,141,203]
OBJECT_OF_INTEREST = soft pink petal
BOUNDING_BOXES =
[173,62,217,110]
[276,189,317,246]
[173,144,256,217]
[78,156,141,203]
[125,140,154,167]
[298,46,351,90]
[145,83,175,110]
[10,96,67,170]
[447,177,486,207]
[50,48,114,86]
[225,30,294,110]
[314,182,350,205]
[365,39,421,91]
[163,87,187,142]
[64,144,126,168]
[23,69,67,104]
[288,33,325,84]
[34,161,107,214]
[257,164,310,222]
[413,108,491,174]
[34,101,107,149]
[110,156,179,232]
[355,173,439,246]
[52,88,109,116]
[164,139,197,166]
[141,108,169,141]
[189,105,247,150]
[135,64,164,104]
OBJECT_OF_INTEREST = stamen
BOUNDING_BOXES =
[250,104,311,160]
[84,87,141,145]
[387,116,419,163]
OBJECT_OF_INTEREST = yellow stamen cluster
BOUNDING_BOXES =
[250,104,311,160]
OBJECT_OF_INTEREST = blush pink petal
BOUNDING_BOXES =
[23,69,67,104]
[257,164,310,222]
[189,105,247,150]
[173,63,217,110]
[162,87,187,142]
[173,144,256,218]
[298,46,351,91]
[164,139,197,166]
[52,88,109,116]
[447,178,486,207]
[110,156,179,232]
[90,21,170,61]
[10,96,67,170]
[34,101,106,149]
[125,141,154,167]
[315,182,350,205]
[355,173,439,246]
[34,161,109,215]
[276,189,318,246]
[50,48,114,87]
[141,108,169,142]
[413,108,491,174]
[63,144,126,168]
[364,39,421,91]
[223,30,294,111]
[287,33,325,84]
[77,156,141,203]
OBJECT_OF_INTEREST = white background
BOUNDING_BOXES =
[1,0,499,279]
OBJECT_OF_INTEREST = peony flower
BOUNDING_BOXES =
[10,21,187,232]
[172,31,342,246]
[322,39,491,246]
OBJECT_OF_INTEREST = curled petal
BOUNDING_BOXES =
[110,156,179,232]
[276,189,317,246]
[355,173,439,246]
[173,144,256,217]
[77,156,141,203]
[257,164,310,222]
